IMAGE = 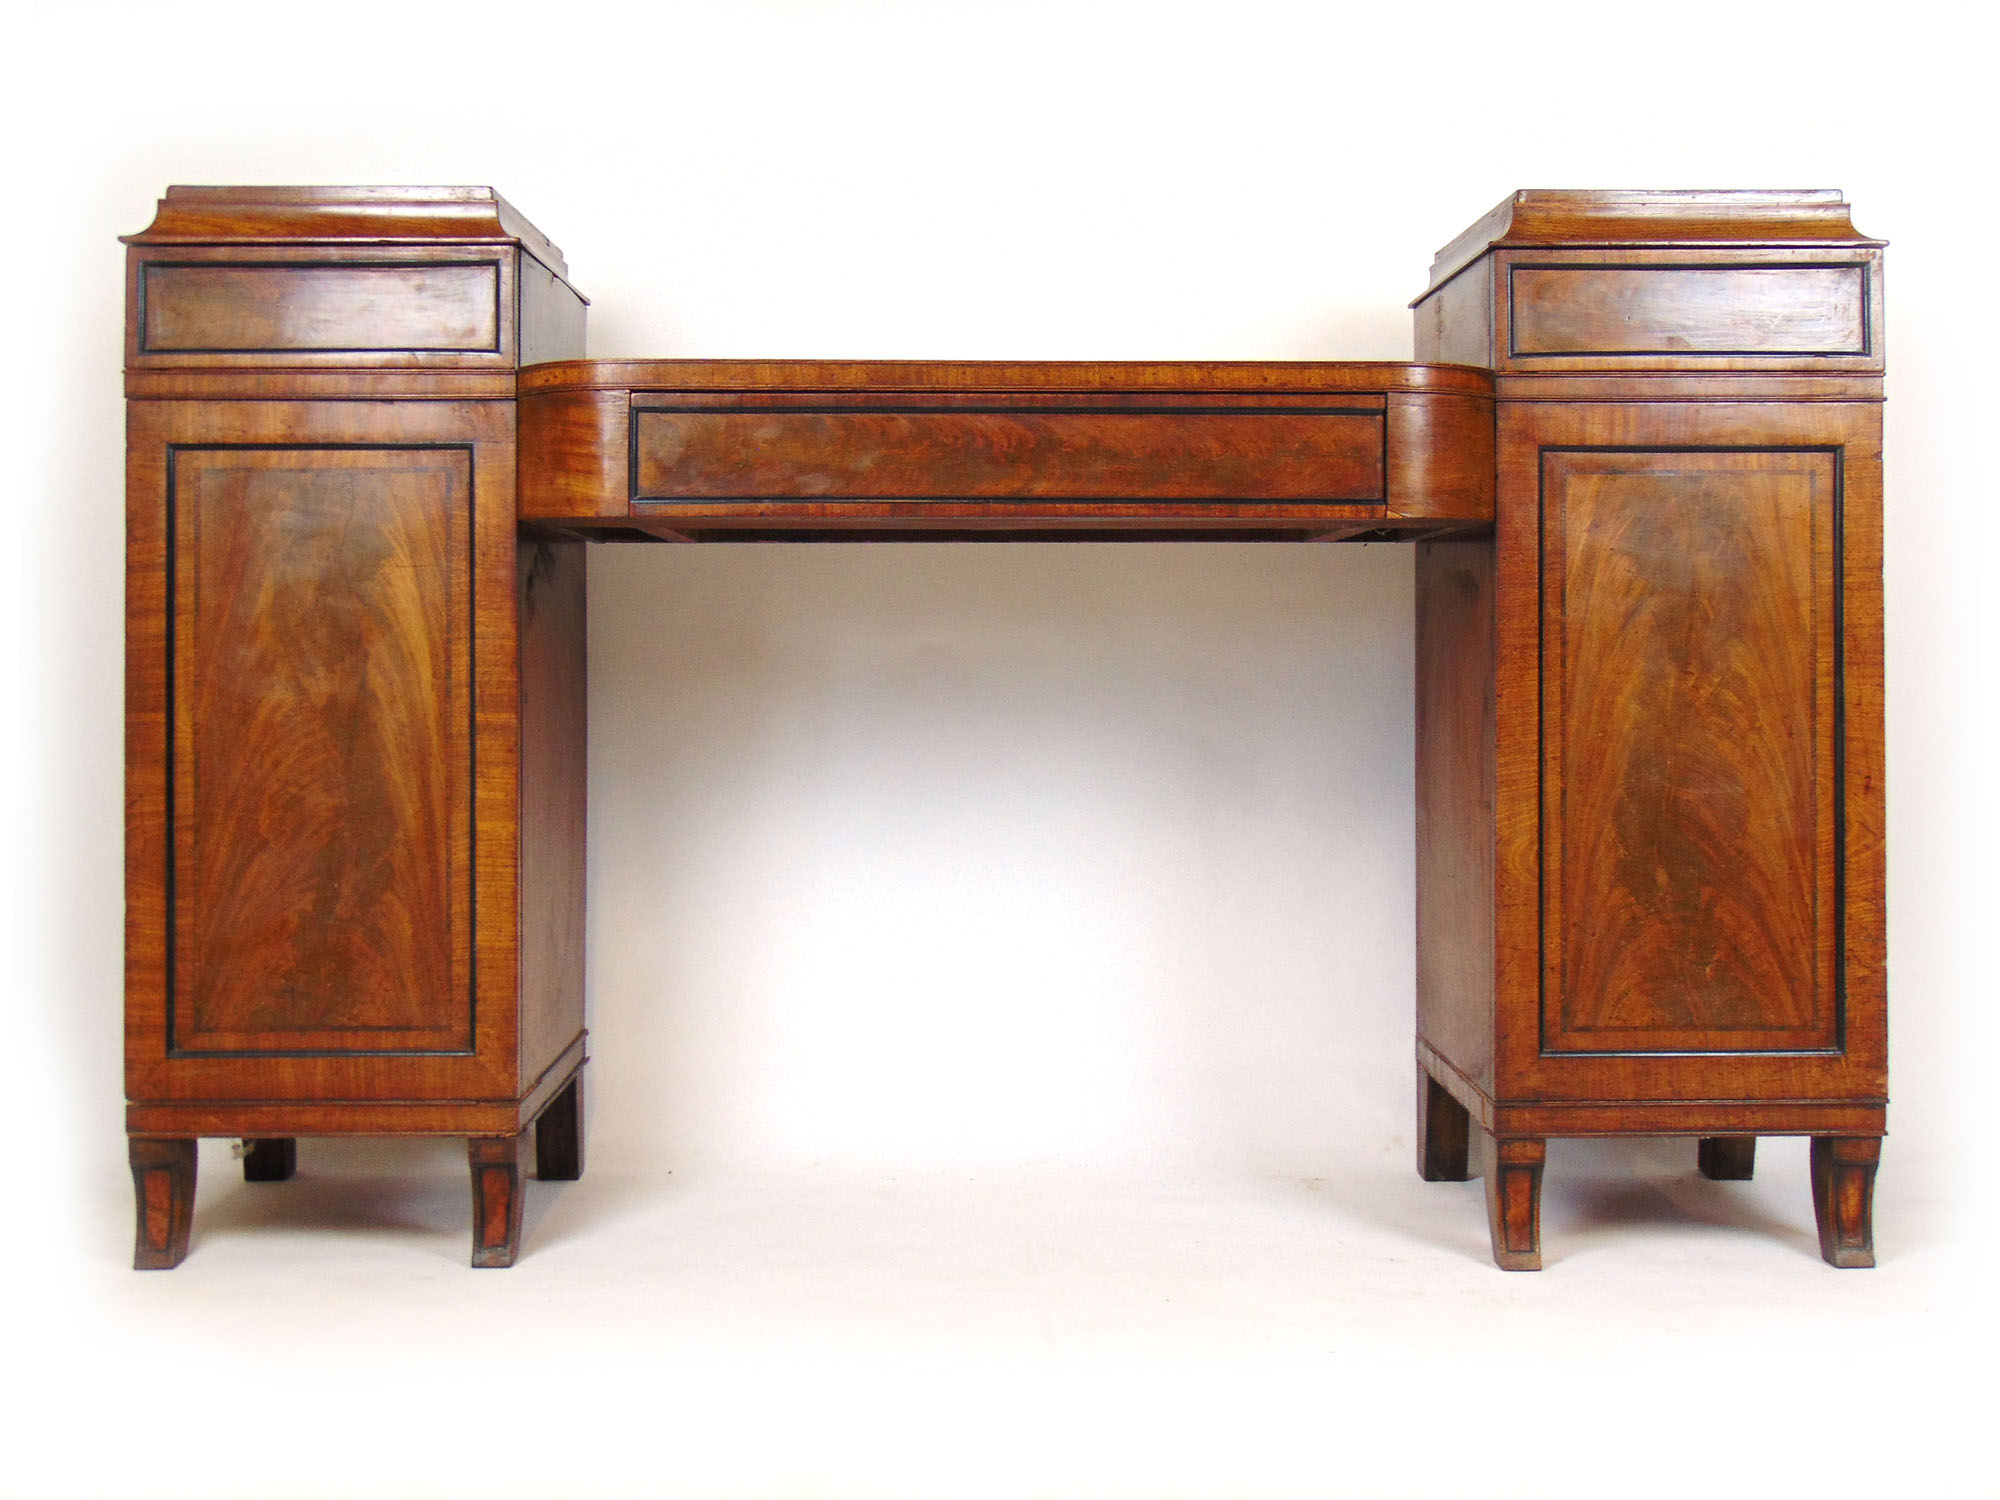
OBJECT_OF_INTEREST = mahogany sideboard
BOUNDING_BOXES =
[122,186,1886,1270]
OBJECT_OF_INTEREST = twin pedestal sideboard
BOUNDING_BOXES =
[122,186,1887,1271]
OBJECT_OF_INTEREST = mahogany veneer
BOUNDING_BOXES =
[1412,189,1887,1268]
[124,188,588,1269]
[123,185,1886,1271]
[517,359,1493,542]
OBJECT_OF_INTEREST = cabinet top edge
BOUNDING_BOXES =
[1422,189,1882,298]
[519,359,1494,397]
[122,185,569,279]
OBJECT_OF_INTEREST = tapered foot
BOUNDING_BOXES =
[1483,1135,1545,1271]
[535,1074,585,1182]
[242,1138,297,1183]
[130,1137,197,1269]
[1417,1066,1472,1181]
[1811,1136,1880,1268]
[1697,1136,1756,1181]
[469,1134,527,1268]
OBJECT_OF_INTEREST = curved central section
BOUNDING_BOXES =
[518,360,1493,542]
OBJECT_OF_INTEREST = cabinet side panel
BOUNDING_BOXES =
[518,253,587,367]
[1416,539,1496,1092]
[1413,260,1496,367]
[1542,449,1838,1054]
[127,408,172,1088]
[1837,409,1886,1095]
[517,537,587,1091]
[171,447,474,1054]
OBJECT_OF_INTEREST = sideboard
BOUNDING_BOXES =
[122,186,1886,1271]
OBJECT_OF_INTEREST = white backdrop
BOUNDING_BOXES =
[7,2,1995,1495]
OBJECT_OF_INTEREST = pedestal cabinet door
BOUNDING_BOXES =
[168,445,474,1056]
[1540,448,1839,1056]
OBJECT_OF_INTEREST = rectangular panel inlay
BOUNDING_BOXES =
[632,406,1386,503]
[1511,265,1868,356]
[1541,449,1839,1054]
[169,447,474,1054]
[143,262,502,354]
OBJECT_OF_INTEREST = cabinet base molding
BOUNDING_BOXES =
[123,1061,587,1269]
[1417,1056,1886,1269]
[125,1040,587,1141]
[1415,1046,1885,1139]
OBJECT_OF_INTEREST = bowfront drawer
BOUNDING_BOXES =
[515,362,1491,536]
[630,401,1387,503]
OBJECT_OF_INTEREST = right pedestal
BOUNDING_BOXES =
[1412,191,1888,1270]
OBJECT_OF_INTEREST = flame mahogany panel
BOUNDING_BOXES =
[1540,449,1839,1054]
[632,404,1386,503]
[169,447,474,1055]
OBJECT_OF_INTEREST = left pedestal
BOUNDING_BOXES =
[122,187,589,1267]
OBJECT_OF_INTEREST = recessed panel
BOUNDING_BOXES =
[1542,449,1838,1054]
[633,406,1385,503]
[143,262,501,354]
[1511,265,1867,357]
[170,447,473,1054]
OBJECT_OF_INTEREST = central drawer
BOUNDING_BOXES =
[629,402,1386,503]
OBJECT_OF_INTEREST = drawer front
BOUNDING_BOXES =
[1504,257,1878,369]
[631,405,1386,503]
[138,259,504,360]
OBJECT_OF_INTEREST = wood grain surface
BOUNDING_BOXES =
[519,363,1495,532]
[1510,264,1867,357]
[124,184,572,277]
[516,537,587,1091]
[126,398,526,1108]
[1415,539,1497,1092]
[519,359,1489,396]
[633,405,1385,503]
[1418,191,1886,1269]
[1422,188,1878,295]
[142,262,501,355]
[118,182,1894,1272]
[129,1137,198,1269]
[1811,1135,1881,1267]
[1486,400,1882,1108]
[122,185,596,1267]
[169,447,473,1055]
[1543,449,1837,1054]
